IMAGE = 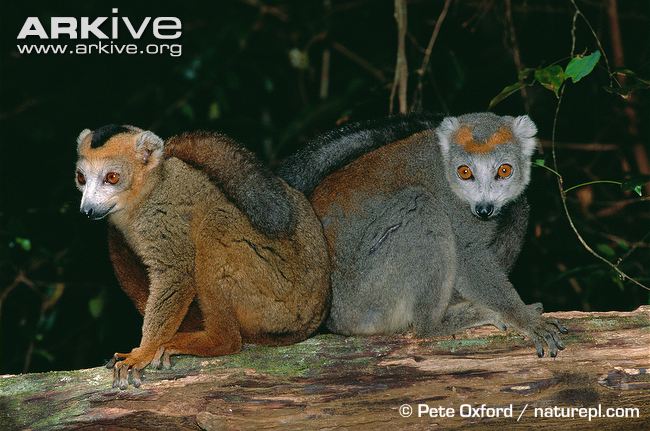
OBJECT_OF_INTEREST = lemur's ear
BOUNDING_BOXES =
[435,116,460,159]
[76,128,91,153]
[511,115,538,157]
[135,130,164,165]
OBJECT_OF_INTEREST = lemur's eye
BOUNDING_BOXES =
[105,172,120,185]
[76,171,86,185]
[496,163,513,179]
[457,165,474,180]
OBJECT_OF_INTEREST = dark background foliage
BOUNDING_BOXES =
[0,0,648,374]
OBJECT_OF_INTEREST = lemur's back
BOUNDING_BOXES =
[159,148,331,345]
[311,130,446,244]
[310,130,458,335]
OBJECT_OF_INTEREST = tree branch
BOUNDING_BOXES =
[389,0,409,114]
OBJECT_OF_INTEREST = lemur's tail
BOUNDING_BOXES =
[278,113,441,195]
[165,132,296,237]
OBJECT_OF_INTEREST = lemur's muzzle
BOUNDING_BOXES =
[80,204,112,220]
[474,203,494,220]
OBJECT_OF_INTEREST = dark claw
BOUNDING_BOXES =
[106,356,117,369]
[534,339,544,357]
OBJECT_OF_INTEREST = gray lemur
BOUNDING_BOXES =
[172,113,568,357]
[281,112,567,357]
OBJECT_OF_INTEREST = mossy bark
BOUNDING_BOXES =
[1,307,649,430]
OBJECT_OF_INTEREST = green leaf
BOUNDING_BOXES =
[565,51,601,83]
[616,239,630,251]
[596,243,616,258]
[622,175,650,196]
[88,294,105,319]
[488,82,525,109]
[533,158,546,167]
[534,65,566,97]
[208,102,220,120]
[15,237,31,252]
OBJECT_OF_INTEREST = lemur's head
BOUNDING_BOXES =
[435,112,538,220]
[75,125,164,220]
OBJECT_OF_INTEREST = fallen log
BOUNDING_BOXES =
[1,307,648,430]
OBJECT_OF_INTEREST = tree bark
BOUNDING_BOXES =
[1,307,649,430]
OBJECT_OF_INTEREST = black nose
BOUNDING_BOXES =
[83,207,94,218]
[475,203,494,220]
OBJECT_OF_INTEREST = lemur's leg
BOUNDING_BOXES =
[425,300,545,336]
[107,225,149,315]
[107,225,204,332]
[149,275,243,369]
[108,261,196,389]
[326,188,456,336]
[454,247,567,357]
[149,233,244,369]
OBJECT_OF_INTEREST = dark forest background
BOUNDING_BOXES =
[0,0,648,374]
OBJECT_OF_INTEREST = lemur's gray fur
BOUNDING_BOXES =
[280,112,567,357]
[278,113,441,194]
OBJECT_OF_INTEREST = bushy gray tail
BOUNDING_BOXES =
[165,132,296,238]
[278,113,441,195]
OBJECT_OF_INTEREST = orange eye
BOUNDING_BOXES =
[496,163,513,179]
[457,165,473,180]
[105,172,120,185]
[76,171,86,185]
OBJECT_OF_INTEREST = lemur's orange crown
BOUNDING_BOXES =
[453,125,513,154]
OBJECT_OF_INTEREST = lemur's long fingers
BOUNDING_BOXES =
[541,331,558,358]
[547,327,565,350]
[151,346,165,370]
[129,368,142,388]
[106,352,130,369]
[531,334,545,358]
[161,350,172,369]
[547,318,568,334]
[112,366,119,388]
[117,364,130,390]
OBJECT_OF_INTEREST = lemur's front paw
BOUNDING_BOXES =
[515,313,568,358]
[492,303,545,331]
[105,347,156,389]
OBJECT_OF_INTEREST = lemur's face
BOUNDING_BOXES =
[75,126,163,220]
[436,113,538,220]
